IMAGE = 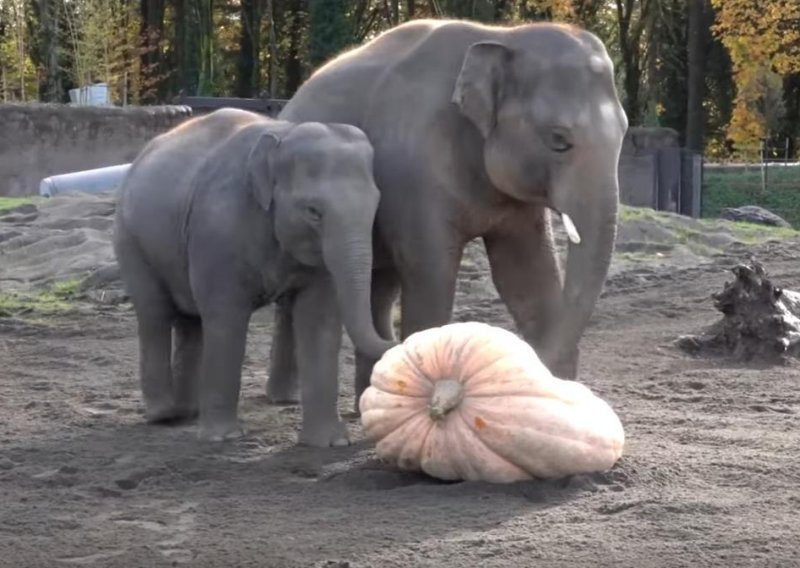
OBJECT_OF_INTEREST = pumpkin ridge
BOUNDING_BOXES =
[454,408,529,478]
[366,404,428,441]
[442,332,481,379]
[399,348,435,387]
[461,391,559,400]
[373,382,429,398]
[408,417,437,471]
[473,420,620,476]
[458,351,514,387]
[468,395,623,445]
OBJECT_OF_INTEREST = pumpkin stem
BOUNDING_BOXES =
[428,380,464,421]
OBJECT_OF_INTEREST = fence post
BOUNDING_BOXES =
[760,138,767,193]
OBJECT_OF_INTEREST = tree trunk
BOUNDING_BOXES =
[236,0,263,97]
[140,0,166,103]
[493,0,508,21]
[173,0,199,96]
[284,0,306,96]
[685,0,708,152]
[34,0,63,102]
[781,73,800,160]
[266,0,278,97]
[615,0,645,127]
[196,0,215,96]
[407,0,416,19]
[676,259,800,362]
[308,0,352,68]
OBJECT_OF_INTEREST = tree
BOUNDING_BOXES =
[710,0,800,154]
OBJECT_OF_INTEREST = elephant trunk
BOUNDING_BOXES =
[547,176,619,379]
[322,220,396,361]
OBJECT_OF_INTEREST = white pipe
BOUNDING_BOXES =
[39,164,131,198]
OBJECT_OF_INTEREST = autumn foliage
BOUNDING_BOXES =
[711,0,800,154]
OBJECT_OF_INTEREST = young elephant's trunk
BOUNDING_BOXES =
[322,230,395,360]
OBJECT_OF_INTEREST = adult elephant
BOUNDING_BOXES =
[266,19,628,411]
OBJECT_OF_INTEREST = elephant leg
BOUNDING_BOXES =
[266,296,299,404]
[352,268,401,415]
[171,315,203,421]
[398,242,463,340]
[292,276,349,447]
[196,306,251,442]
[483,207,570,373]
[136,308,177,424]
[116,244,179,424]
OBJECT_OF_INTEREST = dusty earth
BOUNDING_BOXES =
[1,194,799,567]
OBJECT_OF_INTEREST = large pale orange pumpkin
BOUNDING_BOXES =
[358,322,625,483]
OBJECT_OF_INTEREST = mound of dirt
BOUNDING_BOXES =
[1,193,798,304]
[0,192,124,303]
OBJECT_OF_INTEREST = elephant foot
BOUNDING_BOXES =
[265,378,300,405]
[265,390,300,405]
[544,355,578,380]
[145,401,198,425]
[341,408,361,420]
[298,419,350,448]
[197,419,246,442]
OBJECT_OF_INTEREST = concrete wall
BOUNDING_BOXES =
[618,127,680,209]
[0,103,192,197]
[0,104,680,209]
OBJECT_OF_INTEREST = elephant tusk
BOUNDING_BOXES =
[561,213,582,245]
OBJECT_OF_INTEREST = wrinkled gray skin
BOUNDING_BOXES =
[268,19,629,412]
[113,108,393,444]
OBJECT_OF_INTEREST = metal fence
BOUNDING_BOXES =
[171,92,288,117]
[650,147,704,218]
[701,160,800,226]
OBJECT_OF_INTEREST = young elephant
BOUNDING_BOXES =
[112,108,394,445]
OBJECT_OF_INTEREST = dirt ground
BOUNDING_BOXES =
[1,195,799,567]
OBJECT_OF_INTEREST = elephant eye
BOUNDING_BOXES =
[305,204,323,223]
[549,129,573,153]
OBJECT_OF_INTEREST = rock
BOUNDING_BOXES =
[719,206,791,228]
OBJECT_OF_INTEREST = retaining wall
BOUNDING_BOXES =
[0,103,192,197]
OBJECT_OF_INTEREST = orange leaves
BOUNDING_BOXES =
[710,0,800,152]
[528,0,578,21]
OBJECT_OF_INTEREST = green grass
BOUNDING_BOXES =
[0,196,42,213]
[0,279,82,317]
[701,166,800,227]
[618,204,800,259]
[618,205,663,223]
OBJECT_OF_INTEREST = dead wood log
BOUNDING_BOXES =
[676,259,800,361]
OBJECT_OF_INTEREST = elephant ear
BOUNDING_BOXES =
[247,130,282,212]
[451,41,511,139]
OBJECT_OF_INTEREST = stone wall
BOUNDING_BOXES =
[0,103,192,197]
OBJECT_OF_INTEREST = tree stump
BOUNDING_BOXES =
[676,259,800,362]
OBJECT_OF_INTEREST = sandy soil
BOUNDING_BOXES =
[1,194,799,567]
